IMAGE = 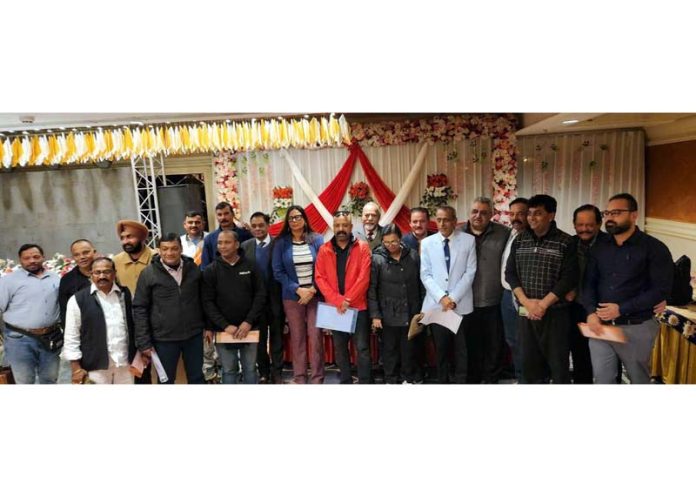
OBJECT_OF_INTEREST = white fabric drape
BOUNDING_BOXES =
[379,142,431,226]
[234,139,494,230]
[516,130,645,233]
[279,148,334,226]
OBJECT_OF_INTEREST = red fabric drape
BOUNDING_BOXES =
[268,147,358,236]
[353,144,413,234]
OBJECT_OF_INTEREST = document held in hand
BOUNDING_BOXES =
[316,302,358,334]
[420,308,463,334]
[129,351,146,378]
[578,323,627,343]
[150,349,169,383]
[215,330,260,344]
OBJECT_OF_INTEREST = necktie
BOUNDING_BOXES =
[443,238,450,273]
[367,233,373,242]
[259,241,266,248]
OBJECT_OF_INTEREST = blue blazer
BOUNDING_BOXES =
[272,232,324,301]
[420,231,477,315]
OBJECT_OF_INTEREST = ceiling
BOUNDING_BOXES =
[517,113,696,144]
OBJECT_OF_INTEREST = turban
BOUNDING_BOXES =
[116,220,149,240]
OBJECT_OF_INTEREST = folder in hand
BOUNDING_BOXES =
[578,322,627,343]
[408,313,425,340]
[215,330,260,344]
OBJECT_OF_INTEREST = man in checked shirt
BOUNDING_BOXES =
[505,194,579,384]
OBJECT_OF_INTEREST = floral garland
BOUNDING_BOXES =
[271,186,293,222]
[346,181,373,217]
[421,174,458,217]
[350,114,517,223]
[213,150,242,218]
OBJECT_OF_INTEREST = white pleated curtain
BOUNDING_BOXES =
[516,130,645,233]
[234,139,493,229]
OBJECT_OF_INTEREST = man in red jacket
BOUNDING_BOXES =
[315,211,373,384]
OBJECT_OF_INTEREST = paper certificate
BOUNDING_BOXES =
[420,308,463,334]
[578,323,627,343]
[215,330,260,344]
[150,349,169,383]
[316,302,358,334]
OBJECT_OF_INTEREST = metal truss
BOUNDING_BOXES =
[130,153,166,247]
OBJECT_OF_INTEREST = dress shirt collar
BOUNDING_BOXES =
[90,282,122,297]
[17,267,52,279]
[256,234,272,246]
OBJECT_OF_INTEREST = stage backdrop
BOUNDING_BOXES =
[516,129,645,234]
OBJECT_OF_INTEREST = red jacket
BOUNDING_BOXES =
[315,238,372,311]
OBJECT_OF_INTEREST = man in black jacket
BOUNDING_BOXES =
[202,230,266,384]
[58,239,97,326]
[62,257,137,384]
[240,212,285,384]
[133,233,205,384]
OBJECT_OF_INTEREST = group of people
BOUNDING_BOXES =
[0,191,674,385]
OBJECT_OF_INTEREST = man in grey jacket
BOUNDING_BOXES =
[462,196,511,383]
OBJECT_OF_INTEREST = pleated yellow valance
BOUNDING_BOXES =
[0,115,352,168]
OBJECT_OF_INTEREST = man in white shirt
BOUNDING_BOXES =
[63,257,136,384]
[500,197,528,382]
[420,206,477,383]
[180,210,208,258]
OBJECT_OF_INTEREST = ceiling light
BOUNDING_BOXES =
[562,119,579,125]
[130,121,143,126]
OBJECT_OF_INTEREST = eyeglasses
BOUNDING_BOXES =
[601,209,634,218]
[288,215,303,222]
[92,270,114,276]
[382,240,401,246]
[333,210,351,218]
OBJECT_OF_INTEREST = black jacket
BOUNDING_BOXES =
[368,244,425,327]
[58,266,91,326]
[240,237,283,316]
[201,250,267,330]
[133,255,204,350]
[74,284,136,372]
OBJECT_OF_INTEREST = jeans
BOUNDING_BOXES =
[501,290,522,381]
[589,319,659,384]
[332,310,372,384]
[2,327,60,384]
[216,343,258,384]
[153,333,205,384]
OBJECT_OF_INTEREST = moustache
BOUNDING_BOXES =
[335,231,348,237]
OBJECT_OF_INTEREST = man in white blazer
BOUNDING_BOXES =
[420,205,477,383]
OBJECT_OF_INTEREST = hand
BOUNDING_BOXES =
[439,295,455,311]
[587,313,603,334]
[224,324,239,337]
[653,300,667,315]
[526,299,547,320]
[596,302,620,321]
[141,348,153,367]
[372,318,383,330]
[237,321,252,339]
[71,368,87,384]
[337,299,350,315]
[204,330,214,345]
[565,289,577,302]
[296,287,313,305]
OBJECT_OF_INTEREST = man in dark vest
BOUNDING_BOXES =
[62,257,136,384]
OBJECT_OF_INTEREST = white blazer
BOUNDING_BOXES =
[420,230,477,316]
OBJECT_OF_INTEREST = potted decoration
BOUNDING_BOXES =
[421,173,458,217]
[347,181,372,217]
[271,186,294,222]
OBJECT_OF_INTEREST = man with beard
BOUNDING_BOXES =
[62,257,136,384]
[180,210,208,258]
[354,201,384,251]
[462,196,511,383]
[201,202,252,270]
[0,244,61,384]
[315,211,373,383]
[505,195,578,384]
[582,193,673,384]
[113,219,154,383]
[133,233,205,384]
[500,197,528,381]
[402,207,434,251]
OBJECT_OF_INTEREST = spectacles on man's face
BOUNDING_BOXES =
[601,209,633,218]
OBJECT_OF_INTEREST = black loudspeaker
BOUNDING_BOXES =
[157,184,205,236]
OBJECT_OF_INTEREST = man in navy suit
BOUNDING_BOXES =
[420,206,477,383]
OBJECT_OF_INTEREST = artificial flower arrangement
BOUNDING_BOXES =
[347,181,373,217]
[272,186,294,222]
[421,173,458,216]
[0,253,77,277]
